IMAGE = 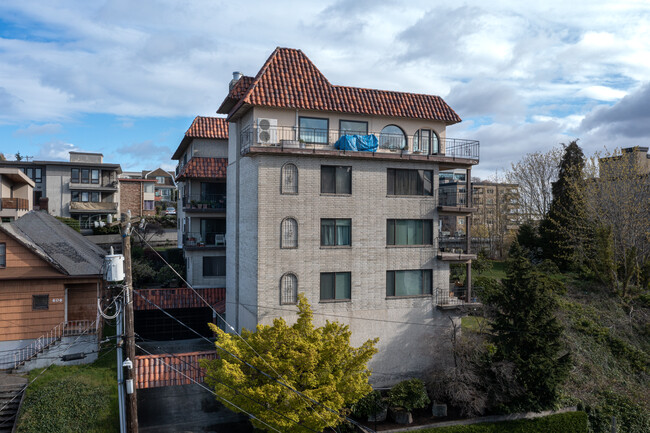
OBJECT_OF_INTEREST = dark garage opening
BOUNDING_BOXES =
[135,307,214,341]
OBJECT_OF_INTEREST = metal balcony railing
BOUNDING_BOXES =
[183,232,226,247]
[435,285,480,307]
[239,125,479,160]
[182,194,226,211]
[437,190,475,208]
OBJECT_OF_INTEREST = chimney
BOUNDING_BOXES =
[229,71,243,91]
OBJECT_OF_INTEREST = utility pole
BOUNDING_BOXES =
[121,211,139,433]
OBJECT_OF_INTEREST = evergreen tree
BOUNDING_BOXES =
[540,140,586,270]
[479,244,571,411]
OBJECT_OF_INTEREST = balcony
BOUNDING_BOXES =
[183,232,226,249]
[182,194,226,212]
[69,202,118,213]
[437,191,477,214]
[435,285,481,309]
[239,125,479,163]
[69,180,119,191]
[0,197,29,211]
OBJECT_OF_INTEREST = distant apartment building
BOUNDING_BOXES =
[0,152,121,228]
[599,146,650,176]
[172,116,229,289]
[119,178,157,217]
[142,168,177,204]
[0,168,34,223]
[218,48,480,385]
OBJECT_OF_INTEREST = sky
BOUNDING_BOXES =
[0,1,649,178]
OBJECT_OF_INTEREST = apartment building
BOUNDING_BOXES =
[172,116,229,289]
[0,168,34,223]
[218,48,479,384]
[0,152,121,228]
[142,168,177,203]
[118,178,157,217]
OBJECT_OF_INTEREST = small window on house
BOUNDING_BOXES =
[71,191,80,202]
[144,183,154,193]
[0,243,6,268]
[203,256,226,277]
[81,192,89,202]
[379,125,406,150]
[280,273,298,305]
[32,294,49,310]
[339,120,368,136]
[91,169,99,184]
[34,168,42,183]
[156,176,166,184]
[281,163,298,194]
[321,166,351,194]
[321,219,351,246]
[413,129,440,154]
[71,168,80,183]
[144,200,155,210]
[386,270,432,297]
[281,218,298,248]
[81,169,90,184]
[91,192,100,202]
[320,272,351,301]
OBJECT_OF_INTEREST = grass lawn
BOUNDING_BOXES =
[475,261,506,280]
[16,338,119,433]
[461,316,488,333]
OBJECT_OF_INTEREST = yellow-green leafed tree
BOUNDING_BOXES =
[202,294,378,433]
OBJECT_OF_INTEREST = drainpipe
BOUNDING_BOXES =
[466,168,472,303]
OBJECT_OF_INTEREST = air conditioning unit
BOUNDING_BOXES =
[257,118,278,144]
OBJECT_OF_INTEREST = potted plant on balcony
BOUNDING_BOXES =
[388,379,430,424]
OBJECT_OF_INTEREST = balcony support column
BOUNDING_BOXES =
[466,168,472,302]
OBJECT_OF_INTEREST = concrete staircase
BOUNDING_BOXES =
[0,374,27,433]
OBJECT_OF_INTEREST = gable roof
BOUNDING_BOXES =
[172,116,229,160]
[175,157,227,180]
[0,211,105,277]
[218,47,462,124]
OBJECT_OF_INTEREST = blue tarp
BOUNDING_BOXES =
[334,134,379,152]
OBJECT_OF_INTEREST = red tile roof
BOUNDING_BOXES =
[172,116,229,160]
[219,47,461,124]
[176,157,227,180]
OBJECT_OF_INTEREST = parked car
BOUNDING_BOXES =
[165,207,176,215]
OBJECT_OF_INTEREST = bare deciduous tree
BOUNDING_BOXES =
[506,147,562,221]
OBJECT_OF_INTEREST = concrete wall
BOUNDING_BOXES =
[185,249,226,289]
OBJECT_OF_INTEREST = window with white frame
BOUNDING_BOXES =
[280,273,298,304]
[281,163,298,194]
[281,218,298,248]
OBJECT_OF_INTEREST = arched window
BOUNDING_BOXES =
[379,125,406,150]
[280,273,298,304]
[281,218,298,248]
[281,163,298,194]
[413,129,440,154]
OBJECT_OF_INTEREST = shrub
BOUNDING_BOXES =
[55,216,80,232]
[388,379,430,412]
[351,390,385,418]
[582,391,650,433]
[416,411,587,433]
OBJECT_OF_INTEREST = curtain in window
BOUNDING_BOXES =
[335,166,351,194]
[335,272,351,299]
[395,270,422,296]
[395,170,410,195]
[336,219,351,246]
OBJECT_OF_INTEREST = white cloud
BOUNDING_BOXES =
[35,140,79,161]
[576,86,627,101]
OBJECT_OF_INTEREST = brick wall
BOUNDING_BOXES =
[120,181,155,216]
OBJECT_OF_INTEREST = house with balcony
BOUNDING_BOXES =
[172,116,229,289]
[142,168,177,204]
[0,152,122,229]
[0,168,34,223]
[218,47,479,385]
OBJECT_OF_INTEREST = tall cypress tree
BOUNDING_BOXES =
[540,140,586,270]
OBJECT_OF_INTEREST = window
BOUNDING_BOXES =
[32,294,49,310]
[71,191,79,202]
[413,129,440,154]
[81,169,90,184]
[156,176,166,184]
[281,218,298,248]
[0,243,5,268]
[144,200,155,210]
[487,189,495,194]
[71,168,80,183]
[280,273,298,305]
[161,189,171,199]
[81,191,89,202]
[34,168,42,183]
[321,219,351,246]
[379,125,406,150]
[386,270,432,297]
[91,192,100,202]
[387,169,433,196]
[281,163,298,194]
[387,220,432,246]
[321,166,351,194]
[299,117,329,144]
[339,120,368,136]
[91,169,99,184]
[144,183,154,193]
[320,272,351,301]
[203,256,226,277]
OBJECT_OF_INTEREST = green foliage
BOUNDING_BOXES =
[202,294,378,433]
[414,411,588,433]
[132,259,156,286]
[582,392,650,433]
[55,216,81,232]
[537,259,561,275]
[516,222,542,262]
[388,379,430,412]
[351,390,385,418]
[479,247,571,411]
[473,250,494,275]
[92,224,120,235]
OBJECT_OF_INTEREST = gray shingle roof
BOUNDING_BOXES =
[2,211,105,276]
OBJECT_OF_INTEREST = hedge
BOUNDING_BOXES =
[417,411,587,433]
